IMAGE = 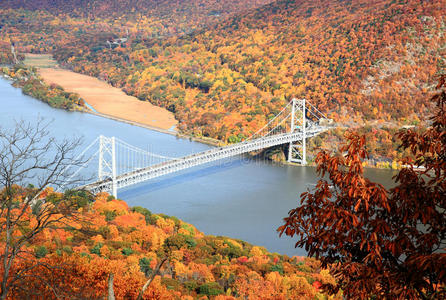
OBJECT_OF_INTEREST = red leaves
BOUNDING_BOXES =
[237,256,249,264]
[285,227,295,237]
[354,199,361,212]
[279,80,446,299]
[351,215,359,227]
[312,280,322,290]
[278,225,296,238]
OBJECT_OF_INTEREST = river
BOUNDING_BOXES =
[0,78,397,256]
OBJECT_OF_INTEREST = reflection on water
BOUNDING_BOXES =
[0,78,396,256]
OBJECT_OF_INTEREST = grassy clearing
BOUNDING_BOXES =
[23,53,58,68]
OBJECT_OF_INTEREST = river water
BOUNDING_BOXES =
[0,78,396,256]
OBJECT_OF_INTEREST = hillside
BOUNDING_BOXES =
[1,0,445,164]
[0,0,273,36]
[205,0,445,121]
[0,0,272,17]
[4,189,338,299]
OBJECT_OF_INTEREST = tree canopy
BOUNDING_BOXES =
[279,76,446,299]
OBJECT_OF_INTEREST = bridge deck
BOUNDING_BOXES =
[81,129,325,194]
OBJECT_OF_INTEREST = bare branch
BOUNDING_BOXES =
[0,118,87,299]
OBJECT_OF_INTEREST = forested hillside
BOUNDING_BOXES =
[4,189,338,299]
[0,0,273,36]
[1,0,445,165]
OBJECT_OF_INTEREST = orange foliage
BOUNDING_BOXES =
[1,188,336,298]
[1,0,444,164]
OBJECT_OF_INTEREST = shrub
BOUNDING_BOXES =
[217,244,242,259]
[270,264,284,275]
[180,223,195,235]
[184,280,199,291]
[198,282,224,296]
[121,247,134,256]
[103,210,117,221]
[62,246,73,254]
[132,206,152,224]
[90,243,103,255]
[139,257,152,276]
[164,234,197,250]
[35,246,48,258]
[161,278,180,290]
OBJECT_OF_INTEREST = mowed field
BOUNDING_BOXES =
[24,54,177,131]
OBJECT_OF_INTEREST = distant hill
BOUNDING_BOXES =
[56,0,442,137]
[0,0,274,26]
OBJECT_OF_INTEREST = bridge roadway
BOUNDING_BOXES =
[80,129,325,194]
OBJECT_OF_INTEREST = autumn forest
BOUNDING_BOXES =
[0,0,444,164]
[0,0,445,298]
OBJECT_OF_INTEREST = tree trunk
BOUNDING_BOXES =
[108,273,115,300]
[1,205,12,300]
[136,258,167,300]
[0,289,7,300]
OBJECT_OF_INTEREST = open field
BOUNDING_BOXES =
[38,67,178,130]
[23,53,58,68]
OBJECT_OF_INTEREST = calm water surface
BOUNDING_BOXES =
[0,78,396,256]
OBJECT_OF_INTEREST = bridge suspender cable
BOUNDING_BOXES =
[68,99,330,197]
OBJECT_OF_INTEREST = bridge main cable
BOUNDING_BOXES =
[114,137,173,160]
[80,130,323,195]
[247,100,292,140]
[77,99,331,196]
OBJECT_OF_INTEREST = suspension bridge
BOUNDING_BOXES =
[65,99,331,197]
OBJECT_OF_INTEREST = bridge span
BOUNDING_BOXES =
[67,99,331,197]
[81,129,325,196]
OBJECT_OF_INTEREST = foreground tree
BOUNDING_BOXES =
[0,119,86,299]
[279,77,446,299]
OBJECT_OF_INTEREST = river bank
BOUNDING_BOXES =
[1,66,85,111]
[21,53,223,146]
[0,64,226,148]
[88,108,222,147]
[37,67,178,131]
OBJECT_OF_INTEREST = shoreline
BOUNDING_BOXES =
[1,72,401,170]
[36,67,178,131]
[86,108,222,147]
[21,53,222,147]
[0,68,222,148]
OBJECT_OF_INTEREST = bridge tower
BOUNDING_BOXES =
[288,98,307,165]
[98,135,117,198]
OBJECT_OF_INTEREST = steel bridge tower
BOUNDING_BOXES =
[98,135,117,198]
[288,98,307,165]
